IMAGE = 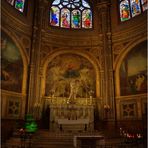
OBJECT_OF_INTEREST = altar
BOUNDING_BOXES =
[48,97,95,132]
[57,119,90,132]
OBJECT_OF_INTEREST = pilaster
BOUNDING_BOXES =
[96,1,115,120]
[27,0,45,119]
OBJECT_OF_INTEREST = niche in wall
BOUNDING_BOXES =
[45,54,96,98]
[1,31,23,92]
[120,41,147,96]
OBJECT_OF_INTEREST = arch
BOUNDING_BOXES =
[1,28,29,95]
[114,37,147,96]
[41,49,101,98]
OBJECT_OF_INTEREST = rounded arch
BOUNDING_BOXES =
[114,37,147,96]
[1,28,29,94]
[41,49,101,98]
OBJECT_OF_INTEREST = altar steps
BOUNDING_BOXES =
[2,130,75,148]
[32,132,74,148]
[4,129,139,148]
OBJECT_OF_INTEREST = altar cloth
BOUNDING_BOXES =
[57,119,89,124]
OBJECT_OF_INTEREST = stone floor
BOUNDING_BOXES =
[1,129,146,148]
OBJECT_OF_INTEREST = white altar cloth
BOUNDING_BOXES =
[57,119,89,125]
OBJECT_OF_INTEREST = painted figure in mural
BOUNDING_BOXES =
[64,63,80,78]
[48,65,65,97]
[50,9,58,25]
[129,79,136,93]
[1,32,23,92]
[46,55,96,98]
[79,67,92,97]
[1,38,10,81]
[73,11,80,28]
[135,74,145,91]
[61,12,69,28]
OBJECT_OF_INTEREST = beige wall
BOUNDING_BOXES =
[111,0,147,120]
[1,0,147,121]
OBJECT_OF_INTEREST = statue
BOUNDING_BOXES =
[67,79,80,104]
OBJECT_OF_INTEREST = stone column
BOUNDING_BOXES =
[27,0,45,119]
[96,0,115,120]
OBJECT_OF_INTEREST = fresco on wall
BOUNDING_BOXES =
[120,41,147,96]
[45,54,96,98]
[1,31,23,92]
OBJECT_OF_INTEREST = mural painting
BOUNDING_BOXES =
[1,31,23,92]
[45,54,96,98]
[120,41,147,96]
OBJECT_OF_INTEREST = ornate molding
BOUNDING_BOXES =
[2,7,32,36]
[113,31,147,64]
[41,32,102,47]
[112,21,146,43]
[39,43,105,70]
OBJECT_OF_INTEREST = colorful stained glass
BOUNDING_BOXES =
[50,0,92,29]
[141,0,148,11]
[61,9,70,28]
[15,0,25,12]
[71,10,81,28]
[130,0,141,17]
[6,0,15,5]
[82,9,92,28]
[120,0,131,21]
[50,6,60,26]
[82,0,90,8]
[52,0,60,5]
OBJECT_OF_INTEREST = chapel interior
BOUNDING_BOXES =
[1,0,147,147]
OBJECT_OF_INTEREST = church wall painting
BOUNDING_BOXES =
[1,31,23,92]
[120,41,147,96]
[45,54,96,98]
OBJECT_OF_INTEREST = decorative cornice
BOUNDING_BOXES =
[41,32,102,47]
[1,89,26,97]
[112,21,146,43]
[116,93,147,100]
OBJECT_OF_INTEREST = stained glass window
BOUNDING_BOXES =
[120,0,131,21]
[61,8,70,28]
[119,0,147,22]
[82,9,92,28]
[50,6,60,26]
[130,0,141,17]
[71,10,81,28]
[141,0,148,11]
[50,0,92,29]
[6,0,26,13]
